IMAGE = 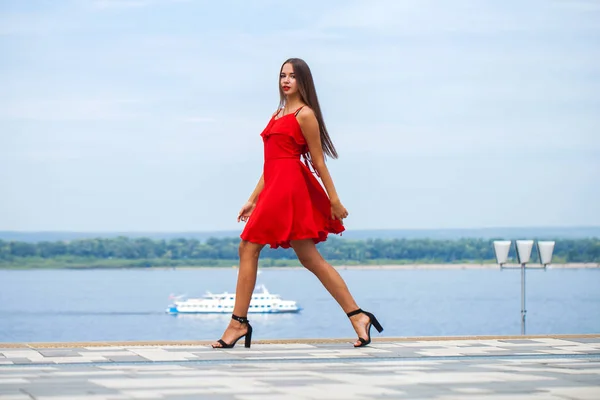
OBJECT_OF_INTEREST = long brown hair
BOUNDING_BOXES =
[278,58,338,159]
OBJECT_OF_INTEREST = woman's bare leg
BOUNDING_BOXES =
[212,240,264,347]
[290,239,373,347]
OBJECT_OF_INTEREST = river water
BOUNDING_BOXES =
[0,268,598,342]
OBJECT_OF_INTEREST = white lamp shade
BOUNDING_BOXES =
[515,240,534,264]
[537,241,555,265]
[493,240,512,265]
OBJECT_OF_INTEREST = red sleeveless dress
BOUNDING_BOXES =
[240,108,345,249]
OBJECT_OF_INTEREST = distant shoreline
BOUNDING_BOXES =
[2,226,599,243]
[3,235,597,270]
[146,263,600,271]
[335,263,600,270]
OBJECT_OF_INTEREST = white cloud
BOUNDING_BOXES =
[0,97,149,122]
[317,0,600,34]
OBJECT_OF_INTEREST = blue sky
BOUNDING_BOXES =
[1,0,599,232]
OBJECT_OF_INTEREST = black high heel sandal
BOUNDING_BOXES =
[347,308,384,347]
[212,314,253,349]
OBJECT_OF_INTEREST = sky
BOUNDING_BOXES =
[1,0,599,232]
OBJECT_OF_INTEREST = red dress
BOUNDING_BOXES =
[240,108,345,249]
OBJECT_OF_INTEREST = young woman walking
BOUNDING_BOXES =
[212,58,383,349]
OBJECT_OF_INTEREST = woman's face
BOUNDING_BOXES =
[280,63,298,97]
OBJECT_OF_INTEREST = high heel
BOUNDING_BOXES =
[212,314,253,349]
[347,308,384,347]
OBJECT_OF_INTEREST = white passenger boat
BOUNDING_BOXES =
[166,284,301,314]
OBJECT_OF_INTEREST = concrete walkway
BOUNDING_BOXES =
[1,335,599,399]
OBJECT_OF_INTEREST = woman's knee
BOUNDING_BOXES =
[291,241,323,271]
[238,240,262,260]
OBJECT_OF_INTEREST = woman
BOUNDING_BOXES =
[212,58,383,349]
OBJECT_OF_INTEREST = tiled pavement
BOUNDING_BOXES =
[0,336,599,399]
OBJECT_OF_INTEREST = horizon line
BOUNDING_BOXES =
[1,226,599,233]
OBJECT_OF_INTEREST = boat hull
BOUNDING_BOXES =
[165,285,301,315]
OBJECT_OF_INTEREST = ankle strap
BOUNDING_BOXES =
[232,314,249,323]
[346,308,363,318]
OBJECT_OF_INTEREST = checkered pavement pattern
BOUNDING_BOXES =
[0,337,599,399]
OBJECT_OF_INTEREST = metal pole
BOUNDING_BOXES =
[521,263,526,335]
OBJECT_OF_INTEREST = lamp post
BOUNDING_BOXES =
[493,240,555,335]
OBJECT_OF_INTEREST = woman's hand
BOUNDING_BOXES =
[330,200,349,222]
[237,201,256,223]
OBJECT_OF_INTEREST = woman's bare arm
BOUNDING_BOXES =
[297,108,348,220]
[247,173,264,204]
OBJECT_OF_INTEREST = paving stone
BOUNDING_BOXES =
[380,385,451,398]
[105,356,150,363]
[0,337,597,399]
[4,359,36,365]
[563,338,600,344]
[167,396,238,400]
[498,339,543,344]
[17,384,122,397]
[38,351,80,358]
[0,394,33,400]
[164,347,211,352]
[0,389,30,395]
[256,378,325,386]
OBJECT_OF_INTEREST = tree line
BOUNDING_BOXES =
[0,237,598,267]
